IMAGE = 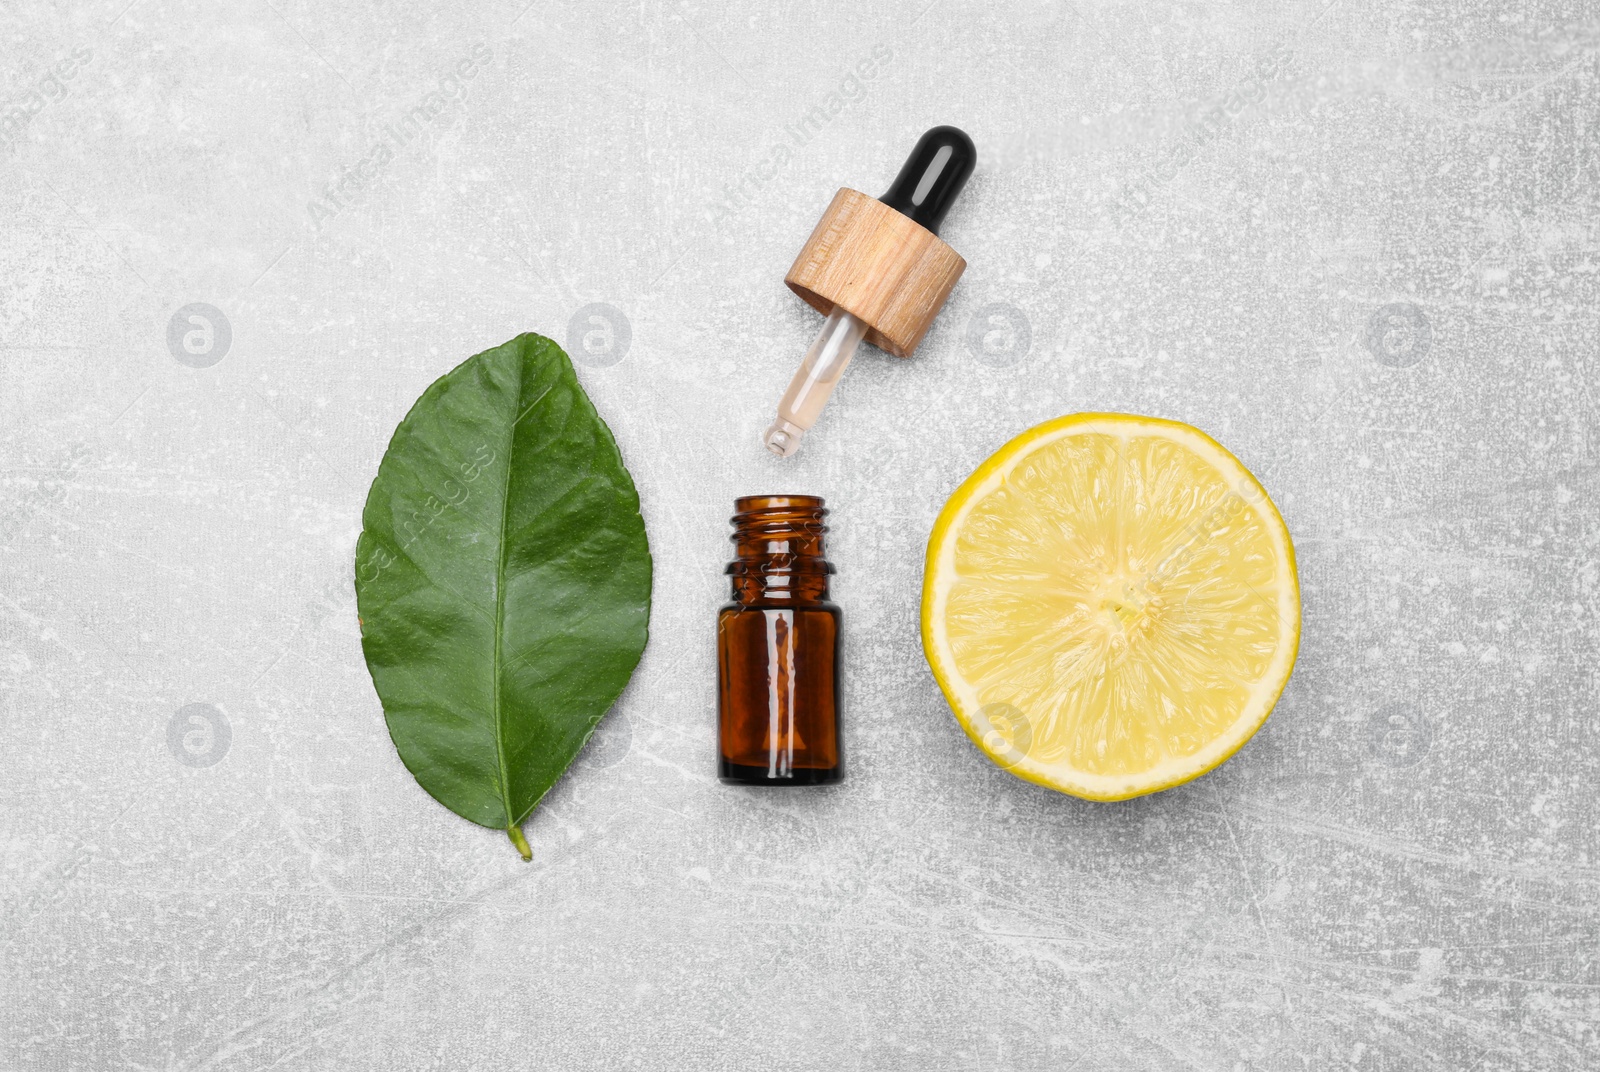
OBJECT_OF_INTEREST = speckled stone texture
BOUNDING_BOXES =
[3,2,1598,1069]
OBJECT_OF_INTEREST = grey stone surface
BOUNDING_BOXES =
[3,2,1598,1069]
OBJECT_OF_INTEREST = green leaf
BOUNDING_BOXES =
[354,334,651,859]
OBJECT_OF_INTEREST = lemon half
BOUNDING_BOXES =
[922,413,1300,800]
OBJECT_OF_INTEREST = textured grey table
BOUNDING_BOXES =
[4,2,1598,1070]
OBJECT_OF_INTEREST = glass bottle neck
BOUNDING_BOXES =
[726,495,833,606]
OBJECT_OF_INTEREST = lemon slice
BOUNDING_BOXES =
[921,413,1300,800]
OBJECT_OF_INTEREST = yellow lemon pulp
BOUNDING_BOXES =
[921,414,1300,800]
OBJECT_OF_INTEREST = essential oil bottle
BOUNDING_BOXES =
[717,495,842,785]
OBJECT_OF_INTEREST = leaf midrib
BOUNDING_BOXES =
[490,376,558,828]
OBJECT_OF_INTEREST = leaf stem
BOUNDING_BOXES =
[506,824,532,861]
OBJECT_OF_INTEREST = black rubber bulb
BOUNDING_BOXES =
[877,125,976,236]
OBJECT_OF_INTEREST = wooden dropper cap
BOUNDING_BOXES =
[763,127,976,457]
[785,126,976,358]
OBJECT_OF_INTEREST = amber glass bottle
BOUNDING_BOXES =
[717,495,842,785]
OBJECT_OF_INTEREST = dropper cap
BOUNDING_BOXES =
[783,126,975,360]
[765,126,976,457]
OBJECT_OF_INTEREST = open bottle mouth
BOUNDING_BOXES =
[730,495,828,534]
[726,496,834,603]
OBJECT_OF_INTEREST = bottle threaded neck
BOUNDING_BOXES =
[727,495,832,604]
